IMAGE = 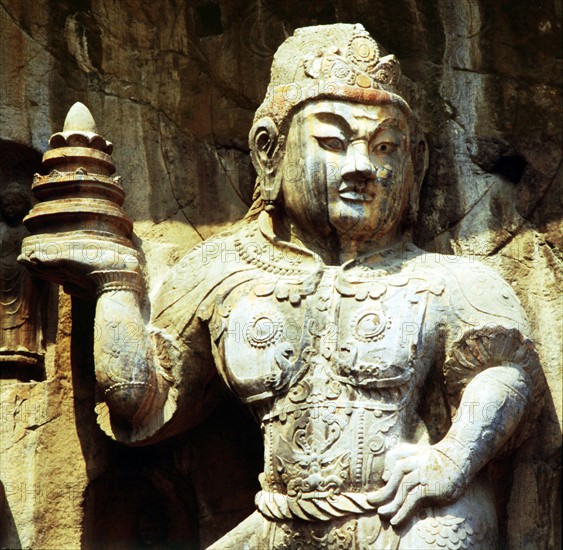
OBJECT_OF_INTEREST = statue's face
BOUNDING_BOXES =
[279,100,412,243]
[0,187,30,225]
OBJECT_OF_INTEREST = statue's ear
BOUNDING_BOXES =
[249,117,284,206]
[249,117,280,174]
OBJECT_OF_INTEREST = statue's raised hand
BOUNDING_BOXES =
[19,233,141,297]
[367,442,469,525]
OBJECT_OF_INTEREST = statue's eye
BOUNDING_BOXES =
[317,137,345,152]
[374,142,397,154]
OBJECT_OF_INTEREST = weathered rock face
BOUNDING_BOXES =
[0,1,560,549]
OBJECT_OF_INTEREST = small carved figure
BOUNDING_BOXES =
[0,181,45,372]
[21,24,543,549]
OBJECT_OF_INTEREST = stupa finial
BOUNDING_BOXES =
[49,102,112,154]
[63,102,98,134]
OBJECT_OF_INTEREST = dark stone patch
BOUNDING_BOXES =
[490,154,528,184]
[195,3,223,37]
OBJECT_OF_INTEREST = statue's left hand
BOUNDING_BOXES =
[367,442,468,525]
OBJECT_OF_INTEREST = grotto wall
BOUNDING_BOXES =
[0,1,561,548]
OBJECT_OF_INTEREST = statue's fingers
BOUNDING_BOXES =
[382,447,419,482]
[19,246,56,267]
[377,470,420,518]
[368,456,419,505]
[367,469,404,505]
[17,250,34,265]
[384,444,419,464]
[389,485,423,526]
[384,454,419,480]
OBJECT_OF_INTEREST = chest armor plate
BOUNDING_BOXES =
[209,266,439,502]
[213,268,430,405]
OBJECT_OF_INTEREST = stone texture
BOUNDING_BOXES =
[0,1,561,549]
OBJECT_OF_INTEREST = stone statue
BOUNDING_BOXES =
[21,24,543,549]
[0,181,45,375]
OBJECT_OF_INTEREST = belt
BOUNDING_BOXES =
[255,489,376,521]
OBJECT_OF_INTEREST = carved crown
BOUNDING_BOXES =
[301,27,401,91]
[254,24,410,129]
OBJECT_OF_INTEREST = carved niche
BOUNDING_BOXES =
[0,142,47,380]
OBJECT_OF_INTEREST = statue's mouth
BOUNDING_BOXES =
[338,181,375,202]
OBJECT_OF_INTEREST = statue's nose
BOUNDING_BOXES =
[341,141,376,182]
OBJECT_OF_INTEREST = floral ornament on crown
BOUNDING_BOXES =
[302,26,401,91]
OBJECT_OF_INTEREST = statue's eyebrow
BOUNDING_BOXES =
[308,111,351,133]
[354,116,403,129]
[305,111,406,138]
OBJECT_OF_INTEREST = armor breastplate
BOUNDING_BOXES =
[209,256,441,520]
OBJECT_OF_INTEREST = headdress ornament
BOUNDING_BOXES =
[253,23,410,130]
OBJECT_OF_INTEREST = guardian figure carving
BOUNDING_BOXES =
[21,24,543,549]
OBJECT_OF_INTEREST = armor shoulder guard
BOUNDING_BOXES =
[440,255,529,332]
[151,229,253,338]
